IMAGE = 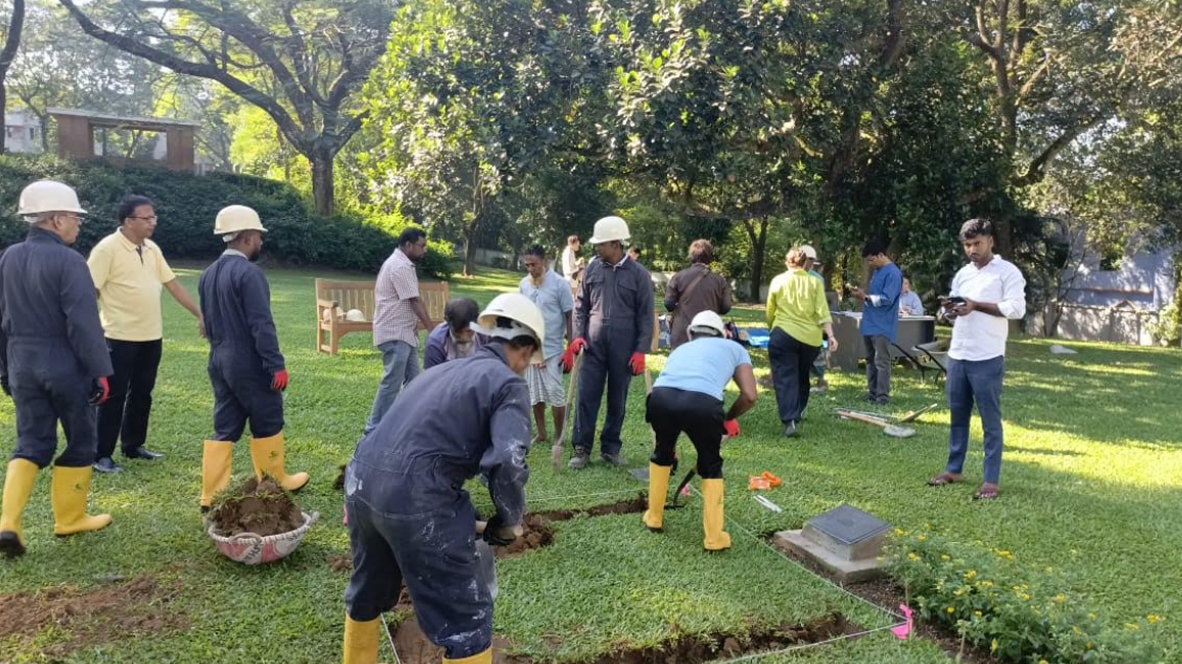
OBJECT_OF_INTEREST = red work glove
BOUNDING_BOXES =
[561,338,588,373]
[628,352,645,376]
[723,419,740,438]
[271,369,290,391]
[89,377,110,406]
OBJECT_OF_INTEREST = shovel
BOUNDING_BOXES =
[553,351,584,471]
[837,410,916,438]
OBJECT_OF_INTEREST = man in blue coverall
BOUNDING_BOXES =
[341,293,543,664]
[0,180,114,558]
[197,206,308,511]
[561,216,653,470]
[851,239,902,404]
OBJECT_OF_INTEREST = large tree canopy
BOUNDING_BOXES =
[57,0,394,214]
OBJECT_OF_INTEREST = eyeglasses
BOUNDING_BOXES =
[129,215,158,222]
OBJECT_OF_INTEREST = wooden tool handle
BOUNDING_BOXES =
[839,411,889,428]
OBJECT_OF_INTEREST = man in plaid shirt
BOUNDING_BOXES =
[363,228,433,436]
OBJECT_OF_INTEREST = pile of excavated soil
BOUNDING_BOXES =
[209,477,303,537]
[0,575,186,657]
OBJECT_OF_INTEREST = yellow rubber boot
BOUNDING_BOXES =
[0,459,39,557]
[643,462,672,532]
[701,479,731,552]
[250,432,309,492]
[342,615,380,664]
[200,441,234,510]
[443,648,492,664]
[51,465,112,536]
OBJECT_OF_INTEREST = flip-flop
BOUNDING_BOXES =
[972,485,1000,501]
[926,472,962,487]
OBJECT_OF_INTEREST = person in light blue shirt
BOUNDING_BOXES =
[852,239,902,404]
[643,311,757,552]
[899,277,924,315]
[519,245,574,444]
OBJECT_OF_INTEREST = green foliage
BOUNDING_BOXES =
[885,529,1166,664]
[0,154,452,278]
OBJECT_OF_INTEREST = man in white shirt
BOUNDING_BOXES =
[927,218,1026,501]
[561,235,584,287]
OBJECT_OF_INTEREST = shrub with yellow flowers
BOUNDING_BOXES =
[883,528,1164,663]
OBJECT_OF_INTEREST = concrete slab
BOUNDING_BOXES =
[774,529,886,583]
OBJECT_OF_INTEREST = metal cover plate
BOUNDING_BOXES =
[806,504,891,545]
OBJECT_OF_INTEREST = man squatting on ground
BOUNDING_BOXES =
[424,297,486,370]
[643,311,758,552]
[197,206,308,511]
[561,215,653,469]
[928,218,1026,501]
[89,194,204,473]
[0,180,114,558]
[519,245,574,443]
[341,293,544,664]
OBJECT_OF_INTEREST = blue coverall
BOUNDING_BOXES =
[0,228,112,468]
[197,252,285,440]
[572,256,654,455]
[344,343,531,659]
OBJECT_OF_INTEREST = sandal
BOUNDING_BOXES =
[926,472,963,487]
[972,484,1000,501]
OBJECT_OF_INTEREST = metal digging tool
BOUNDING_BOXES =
[837,409,916,438]
[552,351,584,471]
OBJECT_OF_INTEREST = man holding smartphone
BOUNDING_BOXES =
[851,240,902,404]
[928,218,1026,500]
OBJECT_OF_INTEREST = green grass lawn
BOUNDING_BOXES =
[1,265,1180,663]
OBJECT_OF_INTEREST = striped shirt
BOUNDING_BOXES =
[373,249,420,347]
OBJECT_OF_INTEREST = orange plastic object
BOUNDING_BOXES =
[761,471,783,487]
[748,475,771,490]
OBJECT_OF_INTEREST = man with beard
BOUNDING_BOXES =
[423,297,486,369]
[196,206,308,511]
[362,228,434,436]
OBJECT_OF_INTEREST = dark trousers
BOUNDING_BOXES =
[8,339,96,468]
[768,328,820,424]
[97,338,162,459]
[344,462,491,659]
[646,387,725,478]
[945,356,1005,484]
[864,334,892,399]
[573,338,634,454]
[207,348,284,441]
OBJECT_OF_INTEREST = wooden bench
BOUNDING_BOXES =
[315,278,450,355]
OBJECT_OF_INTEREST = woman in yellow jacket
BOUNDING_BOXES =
[765,247,837,438]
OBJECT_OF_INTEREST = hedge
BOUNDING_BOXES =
[0,154,452,278]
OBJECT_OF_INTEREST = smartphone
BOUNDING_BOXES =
[939,295,965,304]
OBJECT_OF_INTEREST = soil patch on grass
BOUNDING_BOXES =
[492,494,646,558]
[209,477,303,537]
[328,553,353,573]
[0,575,185,657]
[390,612,860,663]
[531,493,648,522]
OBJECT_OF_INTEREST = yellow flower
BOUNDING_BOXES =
[1039,659,1049,664]
[1045,566,1054,573]
[991,639,999,653]
[940,554,951,561]
[973,611,983,618]
[964,570,978,580]
[1086,642,1094,650]
[946,606,955,614]
[917,534,927,542]
[1147,614,1162,624]
[1087,612,1097,620]
[1054,594,1067,604]
[980,580,994,588]
[955,587,966,596]
[894,528,905,536]
[995,549,1012,559]
[907,552,919,561]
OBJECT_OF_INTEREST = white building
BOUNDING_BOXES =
[3,109,44,154]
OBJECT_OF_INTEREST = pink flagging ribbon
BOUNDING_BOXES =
[891,604,913,640]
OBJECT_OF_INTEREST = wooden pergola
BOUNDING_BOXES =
[48,108,201,171]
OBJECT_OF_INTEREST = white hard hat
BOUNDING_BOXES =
[588,216,630,244]
[214,205,268,236]
[472,293,546,363]
[800,244,818,260]
[18,180,87,220]
[687,310,726,339]
[345,309,366,322]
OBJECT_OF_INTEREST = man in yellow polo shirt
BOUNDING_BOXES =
[88,195,203,473]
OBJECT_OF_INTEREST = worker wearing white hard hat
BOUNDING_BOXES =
[0,180,115,558]
[343,293,543,664]
[196,205,307,511]
[641,310,758,551]
[560,215,654,470]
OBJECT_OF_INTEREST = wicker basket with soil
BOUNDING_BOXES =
[206,477,319,565]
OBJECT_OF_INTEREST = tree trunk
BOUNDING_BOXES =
[742,218,770,302]
[0,0,25,155]
[0,86,7,153]
[310,151,334,216]
[462,226,479,277]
